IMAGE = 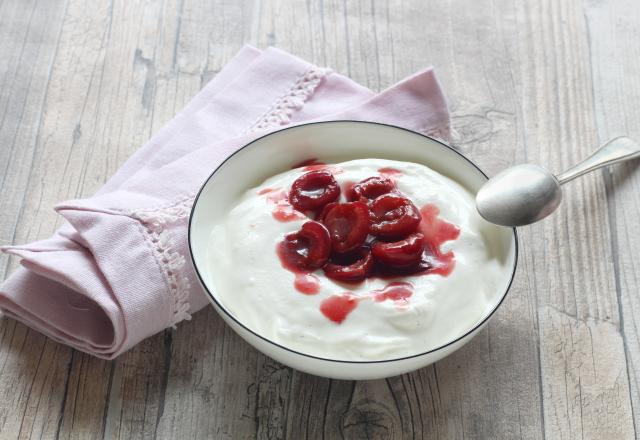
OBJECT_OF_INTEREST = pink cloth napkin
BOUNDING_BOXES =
[0,46,450,359]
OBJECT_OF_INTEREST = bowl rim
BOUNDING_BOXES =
[188,120,519,364]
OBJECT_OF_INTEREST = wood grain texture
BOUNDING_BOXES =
[0,0,638,438]
[584,0,640,436]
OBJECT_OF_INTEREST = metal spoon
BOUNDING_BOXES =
[475,137,640,227]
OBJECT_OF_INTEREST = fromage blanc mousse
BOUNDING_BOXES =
[208,158,510,361]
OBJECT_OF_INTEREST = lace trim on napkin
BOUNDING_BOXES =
[127,68,330,328]
[128,197,194,327]
[249,67,332,131]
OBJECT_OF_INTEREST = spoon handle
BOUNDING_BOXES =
[556,137,640,184]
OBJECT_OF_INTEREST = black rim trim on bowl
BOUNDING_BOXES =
[188,120,519,364]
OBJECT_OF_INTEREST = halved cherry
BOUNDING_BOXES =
[375,253,432,277]
[289,171,340,211]
[372,233,424,267]
[370,194,421,238]
[323,247,374,282]
[280,221,331,270]
[316,202,337,223]
[321,201,371,253]
[348,176,395,202]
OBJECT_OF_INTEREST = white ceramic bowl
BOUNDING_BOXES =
[188,121,518,380]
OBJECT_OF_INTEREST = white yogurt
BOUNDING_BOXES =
[207,159,510,361]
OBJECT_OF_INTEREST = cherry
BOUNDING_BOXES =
[370,194,421,238]
[280,221,331,270]
[372,233,424,267]
[289,171,340,211]
[374,254,432,277]
[316,202,337,223]
[321,201,371,253]
[323,247,374,282]
[349,176,395,202]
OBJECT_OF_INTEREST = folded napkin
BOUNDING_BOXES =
[0,46,450,359]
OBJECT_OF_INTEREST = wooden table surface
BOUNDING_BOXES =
[1,0,639,438]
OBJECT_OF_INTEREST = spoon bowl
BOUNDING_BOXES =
[476,164,562,227]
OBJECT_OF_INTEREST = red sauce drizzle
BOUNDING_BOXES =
[291,158,344,173]
[303,163,329,171]
[265,189,286,203]
[262,188,306,222]
[372,281,414,305]
[419,204,461,276]
[304,164,344,174]
[293,159,344,174]
[320,294,360,323]
[378,167,402,181]
[291,158,324,169]
[294,273,321,295]
[276,242,321,295]
[273,207,305,222]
